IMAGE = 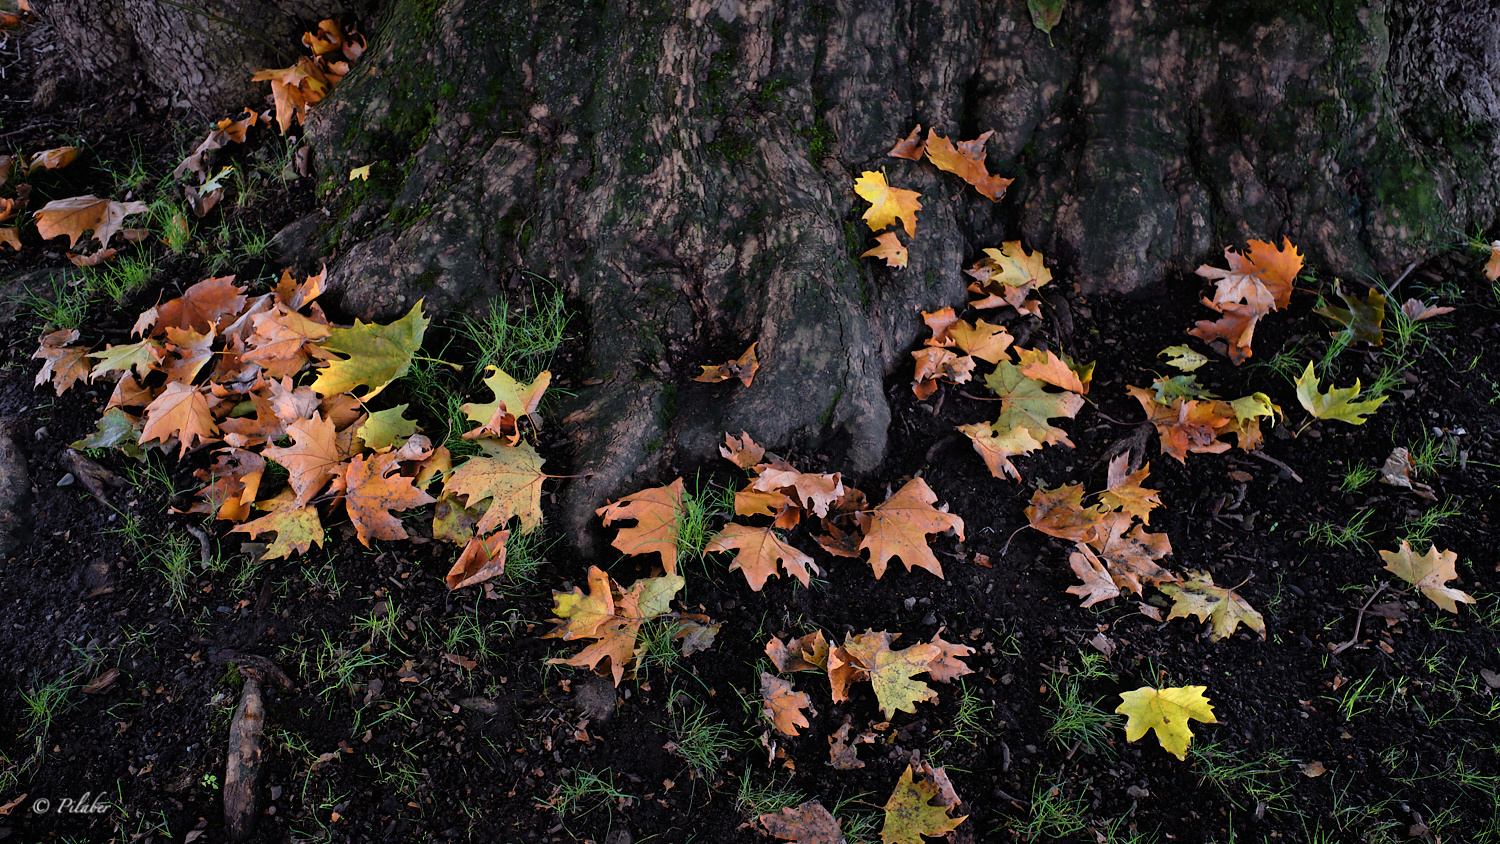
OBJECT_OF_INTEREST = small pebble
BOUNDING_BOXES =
[57,473,76,487]
[33,426,47,441]
[921,612,937,626]
[903,597,917,610]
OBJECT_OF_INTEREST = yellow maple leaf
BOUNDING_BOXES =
[1159,571,1266,641]
[1380,541,1475,613]
[1116,685,1216,760]
[232,497,326,560]
[310,300,430,399]
[843,634,939,719]
[462,366,551,444]
[854,171,922,237]
[957,421,1043,481]
[442,441,547,534]
[880,765,967,844]
[984,360,1083,447]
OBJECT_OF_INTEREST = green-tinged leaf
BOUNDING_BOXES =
[984,360,1083,447]
[310,300,429,399]
[1313,280,1385,345]
[1228,392,1279,424]
[1116,685,1216,760]
[442,441,547,534]
[1294,362,1387,424]
[232,503,325,559]
[880,765,966,844]
[1152,374,1212,403]
[1027,0,1064,34]
[357,404,417,451]
[1159,345,1209,372]
[89,338,164,380]
[72,407,143,457]
[462,366,551,442]
[1159,571,1266,642]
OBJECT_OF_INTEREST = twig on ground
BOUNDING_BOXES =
[1331,582,1391,655]
[1249,450,1303,483]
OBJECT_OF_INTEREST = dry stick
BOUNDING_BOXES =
[184,523,212,567]
[1249,450,1303,483]
[1331,582,1392,655]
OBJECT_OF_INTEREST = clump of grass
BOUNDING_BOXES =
[1007,777,1090,841]
[542,768,634,818]
[1044,651,1119,756]
[18,273,90,331]
[734,768,806,818]
[20,672,75,739]
[935,678,996,747]
[677,479,735,562]
[457,278,567,380]
[665,686,743,780]
[1338,462,1377,493]
[1305,508,1376,550]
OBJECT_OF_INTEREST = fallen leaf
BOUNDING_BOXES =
[1313,280,1385,345]
[859,478,965,579]
[447,531,509,590]
[545,567,683,685]
[343,450,438,546]
[862,231,908,268]
[924,128,1011,201]
[751,464,843,518]
[984,360,1084,447]
[597,478,684,574]
[844,635,939,718]
[311,300,430,399]
[232,500,325,559]
[1379,541,1475,613]
[1398,298,1454,323]
[263,413,344,506]
[27,145,80,174]
[1294,362,1387,425]
[1100,455,1162,524]
[958,421,1042,481]
[708,523,818,590]
[1159,344,1208,372]
[720,431,765,468]
[34,195,148,250]
[887,125,925,160]
[1116,685,1216,760]
[1159,571,1266,641]
[693,342,759,387]
[752,800,843,844]
[1067,546,1121,607]
[349,164,372,181]
[442,441,547,533]
[33,328,91,396]
[761,673,813,736]
[966,242,1051,313]
[140,382,220,456]
[854,170,922,237]
[253,56,334,132]
[880,765,967,844]
[828,720,864,769]
[766,631,829,673]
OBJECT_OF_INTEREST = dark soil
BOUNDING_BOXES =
[3,15,1500,844]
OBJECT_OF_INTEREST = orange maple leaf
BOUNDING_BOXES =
[761,673,813,736]
[1087,512,1176,594]
[693,342,759,387]
[1128,386,1235,463]
[751,463,844,518]
[720,431,765,468]
[442,441,547,534]
[150,276,249,336]
[262,412,344,505]
[344,451,438,546]
[1188,300,1260,365]
[33,328,90,396]
[1100,454,1161,524]
[189,447,265,521]
[766,631,829,673]
[597,478,684,574]
[1024,484,1108,544]
[924,128,1012,201]
[544,567,683,685]
[140,381,220,457]
[862,231,908,268]
[888,125,925,160]
[706,523,819,590]
[252,57,334,132]
[34,195,148,250]
[858,478,965,579]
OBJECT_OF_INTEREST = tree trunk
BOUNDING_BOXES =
[38,0,1500,549]
[35,0,377,114]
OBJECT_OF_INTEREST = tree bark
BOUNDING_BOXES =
[36,0,1500,548]
[35,0,376,114]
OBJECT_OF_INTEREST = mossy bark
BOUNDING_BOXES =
[49,0,1490,546]
[301,0,1500,547]
[35,0,377,114]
